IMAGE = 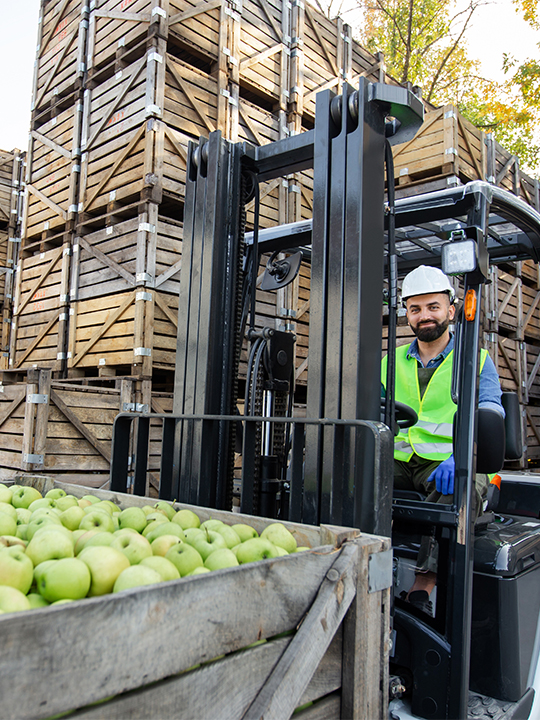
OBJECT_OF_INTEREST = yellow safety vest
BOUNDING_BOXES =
[381,345,488,462]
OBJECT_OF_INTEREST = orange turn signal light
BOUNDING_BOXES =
[464,288,477,321]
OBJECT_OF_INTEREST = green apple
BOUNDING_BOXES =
[190,529,227,561]
[26,528,74,566]
[74,530,101,555]
[0,512,17,537]
[260,523,297,553]
[83,504,111,516]
[211,524,241,549]
[186,566,211,576]
[54,495,79,512]
[145,522,185,544]
[45,488,67,500]
[151,534,182,557]
[81,495,100,505]
[0,484,13,504]
[0,502,17,521]
[113,528,138,537]
[153,501,176,521]
[113,565,162,592]
[37,557,91,602]
[27,592,49,608]
[84,532,115,548]
[15,508,32,525]
[26,515,63,541]
[0,585,31,612]
[232,524,259,542]
[204,548,239,571]
[16,525,28,541]
[110,533,152,565]
[117,507,147,533]
[59,505,86,531]
[183,528,205,545]
[171,508,201,530]
[28,498,56,512]
[165,543,204,577]
[0,535,26,550]
[51,599,74,605]
[96,500,121,514]
[78,499,93,510]
[30,507,61,522]
[200,519,225,532]
[33,559,58,586]
[0,545,34,593]
[274,546,289,556]
[78,546,131,596]
[141,505,155,516]
[295,546,310,552]
[72,528,88,544]
[11,486,42,509]
[141,556,180,581]
[79,510,115,534]
[142,516,168,536]
[236,538,280,564]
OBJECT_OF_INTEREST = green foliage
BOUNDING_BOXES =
[357,0,540,175]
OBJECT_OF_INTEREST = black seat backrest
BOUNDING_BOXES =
[502,392,522,460]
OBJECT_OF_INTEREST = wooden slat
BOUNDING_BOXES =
[244,542,357,720]
[15,246,64,317]
[25,184,68,223]
[49,388,112,463]
[169,0,222,26]
[0,386,26,429]
[14,309,61,369]
[70,291,136,367]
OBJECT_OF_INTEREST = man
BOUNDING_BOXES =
[381,265,504,614]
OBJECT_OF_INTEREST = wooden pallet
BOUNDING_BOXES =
[31,0,87,121]
[0,475,390,720]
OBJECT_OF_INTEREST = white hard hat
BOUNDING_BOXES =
[401,265,455,303]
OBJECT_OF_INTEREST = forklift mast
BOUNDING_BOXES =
[110,79,540,719]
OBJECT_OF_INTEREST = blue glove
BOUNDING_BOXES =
[428,455,455,495]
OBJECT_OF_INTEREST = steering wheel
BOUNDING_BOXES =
[380,401,418,433]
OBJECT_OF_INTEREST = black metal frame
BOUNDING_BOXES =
[110,412,393,521]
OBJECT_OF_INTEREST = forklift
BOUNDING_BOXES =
[110,79,540,719]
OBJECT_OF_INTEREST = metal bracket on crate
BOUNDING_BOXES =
[122,403,149,413]
[26,394,48,404]
[368,549,393,593]
[23,453,44,465]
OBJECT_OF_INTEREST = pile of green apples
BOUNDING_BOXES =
[0,483,308,613]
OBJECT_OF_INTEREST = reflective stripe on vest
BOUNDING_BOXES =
[382,345,488,462]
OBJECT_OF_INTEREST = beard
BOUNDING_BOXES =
[410,315,450,343]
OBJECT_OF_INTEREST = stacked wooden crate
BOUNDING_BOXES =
[0,149,25,370]
[11,0,390,386]
[0,366,174,487]
[3,0,393,480]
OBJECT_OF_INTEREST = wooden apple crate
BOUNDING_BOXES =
[0,370,174,487]
[23,100,84,243]
[392,105,485,190]
[0,475,391,720]
[31,0,87,123]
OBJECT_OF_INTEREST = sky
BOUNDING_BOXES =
[0,0,538,152]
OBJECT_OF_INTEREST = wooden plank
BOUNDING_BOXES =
[55,633,342,719]
[244,542,358,719]
[0,545,350,720]
[13,309,61,369]
[70,291,136,367]
[169,0,222,26]
[0,386,26,429]
[15,246,64,317]
[49,388,112,463]
[77,234,136,285]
